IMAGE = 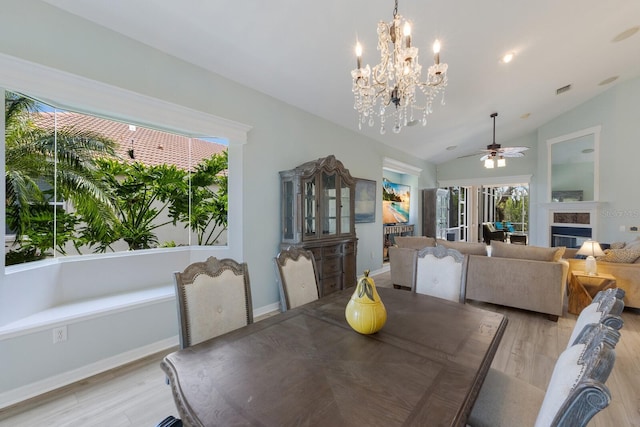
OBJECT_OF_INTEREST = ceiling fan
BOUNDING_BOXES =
[479,113,529,168]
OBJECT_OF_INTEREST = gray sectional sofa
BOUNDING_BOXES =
[389,237,568,320]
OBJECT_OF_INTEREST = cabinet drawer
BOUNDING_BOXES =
[322,256,342,276]
[323,245,342,257]
[322,275,341,296]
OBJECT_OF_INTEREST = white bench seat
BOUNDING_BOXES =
[0,285,175,340]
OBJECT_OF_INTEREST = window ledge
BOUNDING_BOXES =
[0,285,175,340]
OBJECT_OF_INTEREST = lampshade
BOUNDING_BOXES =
[577,240,605,275]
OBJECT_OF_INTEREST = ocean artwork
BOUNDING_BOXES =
[382,180,410,224]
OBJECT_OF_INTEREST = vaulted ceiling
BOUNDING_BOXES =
[43,0,640,164]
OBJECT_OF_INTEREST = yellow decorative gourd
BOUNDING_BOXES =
[345,270,387,334]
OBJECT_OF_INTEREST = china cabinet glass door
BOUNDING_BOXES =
[340,178,351,234]
[303,177,316,237]
[282,180,294,240]
[321,172,337,236]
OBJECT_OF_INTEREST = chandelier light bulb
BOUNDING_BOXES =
[355,42,363,69]
[497,156,506,167]
[484,158,495,169]
[433,39,441,64]
[433,39,441,53]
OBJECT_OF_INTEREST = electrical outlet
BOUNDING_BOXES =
[620,225,626,232]
[53,326,67,344]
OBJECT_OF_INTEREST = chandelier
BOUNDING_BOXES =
[351,0,449,134]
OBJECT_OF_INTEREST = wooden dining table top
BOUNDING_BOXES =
[161,287,508,427]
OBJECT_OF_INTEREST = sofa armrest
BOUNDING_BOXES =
[389,247,417,288]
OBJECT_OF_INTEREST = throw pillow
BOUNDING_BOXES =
[491,240,565,262]
[623,237,640,251]
[394,236,436,250]
[597,248,640,263]
[609,241,626,250]
[437,239,488,256]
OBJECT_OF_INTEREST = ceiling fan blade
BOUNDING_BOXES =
[499,146,529,154]
[501,151,526,158]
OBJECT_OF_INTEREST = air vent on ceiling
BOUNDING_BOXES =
[556,84,572,95]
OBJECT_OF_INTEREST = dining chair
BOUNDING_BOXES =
[274,246,320,311]
[468,322,621,427]
[173,256,253,349]
[412,245,468,303]
[567,287,625,348]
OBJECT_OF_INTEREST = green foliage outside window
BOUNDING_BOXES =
[5,92,229,265]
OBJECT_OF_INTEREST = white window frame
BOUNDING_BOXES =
[0,52,252,271]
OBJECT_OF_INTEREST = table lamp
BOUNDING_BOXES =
[577,240,605,275]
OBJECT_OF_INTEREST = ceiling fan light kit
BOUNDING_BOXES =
[482,112,528,169]
[351,0,449,135]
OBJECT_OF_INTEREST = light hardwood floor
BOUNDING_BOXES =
[1,270,639,426]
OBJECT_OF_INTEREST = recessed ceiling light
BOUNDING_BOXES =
[612,26,640,42]
[598,76,619,86]
[446,145,457,151]
[520,113,531,119]
[502,52,515,63]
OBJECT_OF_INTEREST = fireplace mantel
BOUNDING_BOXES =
[540,201,604,211]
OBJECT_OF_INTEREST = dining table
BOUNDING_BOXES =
[161,286,508,427]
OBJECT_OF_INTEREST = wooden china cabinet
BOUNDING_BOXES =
[280,155,357,296]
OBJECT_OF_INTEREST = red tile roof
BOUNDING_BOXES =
[33,112,226,170]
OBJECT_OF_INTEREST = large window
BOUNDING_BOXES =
[4,92,229,265]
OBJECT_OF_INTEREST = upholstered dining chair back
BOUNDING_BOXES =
[275,247,320,311]
[468,322,621,427]
[568,287,625,348]
[174,256,253,349]
[413,245,468,303]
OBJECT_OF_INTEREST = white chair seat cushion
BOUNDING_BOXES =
[568,303,602,348]
[415,254,462,302]
[185,270,248,346]
[534,343,587,427]
[281,257,318,308]
[468,368,545,427]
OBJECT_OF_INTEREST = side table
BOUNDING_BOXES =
[568,270,617,315]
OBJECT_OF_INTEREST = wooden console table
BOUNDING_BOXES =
[568,270,617,315]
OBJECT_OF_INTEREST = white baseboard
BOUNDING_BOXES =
[0,335,178,410]
[254,301,281,318]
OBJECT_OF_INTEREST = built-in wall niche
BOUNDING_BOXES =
[547,126,600,203]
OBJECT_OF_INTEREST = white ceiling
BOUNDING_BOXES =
[43,0,640,164]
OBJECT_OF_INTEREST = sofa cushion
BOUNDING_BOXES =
[598,248,640,264]
[437,239,488,256]
[491,240,565,262]
[394,236,436,250]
